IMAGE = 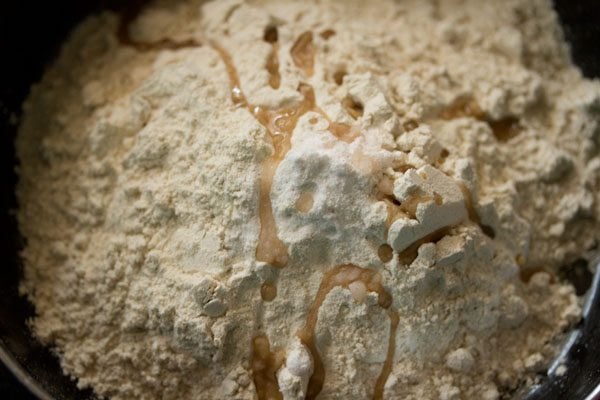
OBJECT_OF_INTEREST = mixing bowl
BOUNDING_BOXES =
[0,0,599,398]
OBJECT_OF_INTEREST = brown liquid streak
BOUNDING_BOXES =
[117,12,381,396]
[213,42,362,266]
[256,158,290,268]
[212,43,296,267]
[118,11,289,392]
[299,264,398,400]
[315,107,356,143]
[488,117,520,141]
[252,335,285,400]
[266,43,281,89]
[440,95,520,141]
[291,31,315,76]
[373,310,399,400]
[319,29,336,40]
[117,17,356,239]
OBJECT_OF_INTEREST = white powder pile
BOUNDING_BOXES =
[16,0,600,399]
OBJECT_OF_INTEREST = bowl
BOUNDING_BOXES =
[0,0,599,398]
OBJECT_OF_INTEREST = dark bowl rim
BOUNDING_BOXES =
[0,342,53,400]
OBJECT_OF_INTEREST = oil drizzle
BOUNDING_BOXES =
[377,244,394,263]
[266,45,281,89]
[333,69,347,86]
[211,43,292,267]
[211,43,360,267]
[252,335,285,400]
[439,95,521,142]
[488,117,520,141]
[116,11,391,398]
[291,31,315,76]
[264,26,281,89]
[297,264,399,400]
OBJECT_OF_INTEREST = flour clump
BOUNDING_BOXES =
[16,0,600,399]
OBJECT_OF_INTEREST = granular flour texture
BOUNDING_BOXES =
[16,0,600,399]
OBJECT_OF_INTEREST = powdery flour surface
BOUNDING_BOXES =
[15,0,600,399]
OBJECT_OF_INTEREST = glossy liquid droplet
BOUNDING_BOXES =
[440,96,485,120]
[263,26,278,43]
[261,283,278,301]
[212,43,289,264]
[266,45,281,89]
[256,158,290,268]
[328,122,356,143]
[489,117,520,141]
[320,29,336,40]
[333,69,346,86]
[377,244,394,263]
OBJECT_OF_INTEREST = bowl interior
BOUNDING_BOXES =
[0,1,599,399]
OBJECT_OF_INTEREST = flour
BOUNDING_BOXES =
[15,0,600,399]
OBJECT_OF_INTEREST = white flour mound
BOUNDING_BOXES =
[16,0,600,399]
